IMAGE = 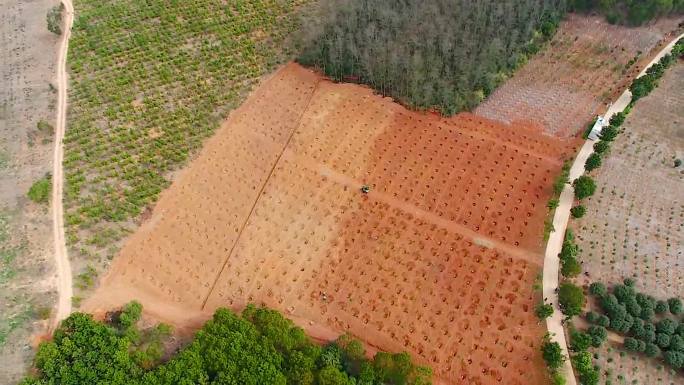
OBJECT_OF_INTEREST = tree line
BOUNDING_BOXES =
[569,0,684,25]
[20,303,431,385]
[298,0,568,115]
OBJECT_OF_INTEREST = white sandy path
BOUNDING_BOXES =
[50,0,74,331]
[542,31,684,385]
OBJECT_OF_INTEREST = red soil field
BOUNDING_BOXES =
[476,14,681,137]
[84,63,579,385]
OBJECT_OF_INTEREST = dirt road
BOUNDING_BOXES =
[542,31,684,385]
[50,0,74,330]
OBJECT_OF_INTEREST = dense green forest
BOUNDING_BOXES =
[298,0,567,114]
[21,304,431,385]
[569,0,684,25]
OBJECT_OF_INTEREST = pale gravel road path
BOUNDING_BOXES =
[50,0,74,331]
[542,31,684,385]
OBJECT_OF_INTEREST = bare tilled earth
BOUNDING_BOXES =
[476,14,681,138]
[574,62,684,299]
[85,63,579,385]
[0,0,61,383]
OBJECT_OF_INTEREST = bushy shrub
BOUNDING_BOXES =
[592,140,610,155]
[541,337,566,370]
[570,205,586,218]
[570,330,593,352]
[573,176,596,200]
[535,303,554,320]
[668,298,683,315]
[588,282,607,297]
[27,174,52,204]
[47,4,64,35]
[644,343,660,357]
[561,256,581,278]
[588,325,607,347]
[558,282,585,317]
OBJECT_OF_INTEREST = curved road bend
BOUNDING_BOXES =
[51,0,74,331]
[542,31,684,385]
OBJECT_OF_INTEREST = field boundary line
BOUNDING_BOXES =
[541,31,684,385]
[200,77,322,310]
[50,0,74,331]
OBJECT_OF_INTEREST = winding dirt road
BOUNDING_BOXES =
[542,31,684,385]
[50,0,74,331]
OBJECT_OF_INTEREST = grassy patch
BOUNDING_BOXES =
[27,174,52,204]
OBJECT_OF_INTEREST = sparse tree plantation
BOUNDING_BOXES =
[21,304,431,385]
[64,0,310,262]
[299,0,567,114]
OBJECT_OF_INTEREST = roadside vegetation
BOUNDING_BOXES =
[556,37,684,384]
[569,0,684,25]
[20,303,431,385]
[299,0,566,114]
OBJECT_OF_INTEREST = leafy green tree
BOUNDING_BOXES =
[570,205,586,218]
[561,256,581,278]
[644,342,660,357]
[118,301,143,329]
[624,337,641,351]
[541,338,565,370]
[668,298,683,315]
[655,333,671,348]
[573,176,596,200]
[535,303,554,320]
[585,311,599,324]
[656,318,677,335]
[664,350,684,369]
[558,282,586,317]
[655,300,669,314]
[570,330,592,352]
[669,334,684,351]
[592,140,610,155]
[588,326,607,348]
[584,153,602,172]
[599,125,619,141]
[318,366,354,385]
[588,282,607,297]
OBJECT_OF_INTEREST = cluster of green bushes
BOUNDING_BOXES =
[27,174,52,204]
[630,38,684,102]
[569,0,684,25]
[21,303,431,385]
[299,0,567,115]
[587,280,684,371]
[577,39,684,198]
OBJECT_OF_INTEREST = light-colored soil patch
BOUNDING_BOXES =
[85,63,579,385]
[574,62,684,298]
[475,14,681,137]
[0,0,61,383]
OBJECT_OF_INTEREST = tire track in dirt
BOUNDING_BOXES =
[50,0,74,331]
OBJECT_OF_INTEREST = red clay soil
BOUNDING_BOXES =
[84,63,579,385]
